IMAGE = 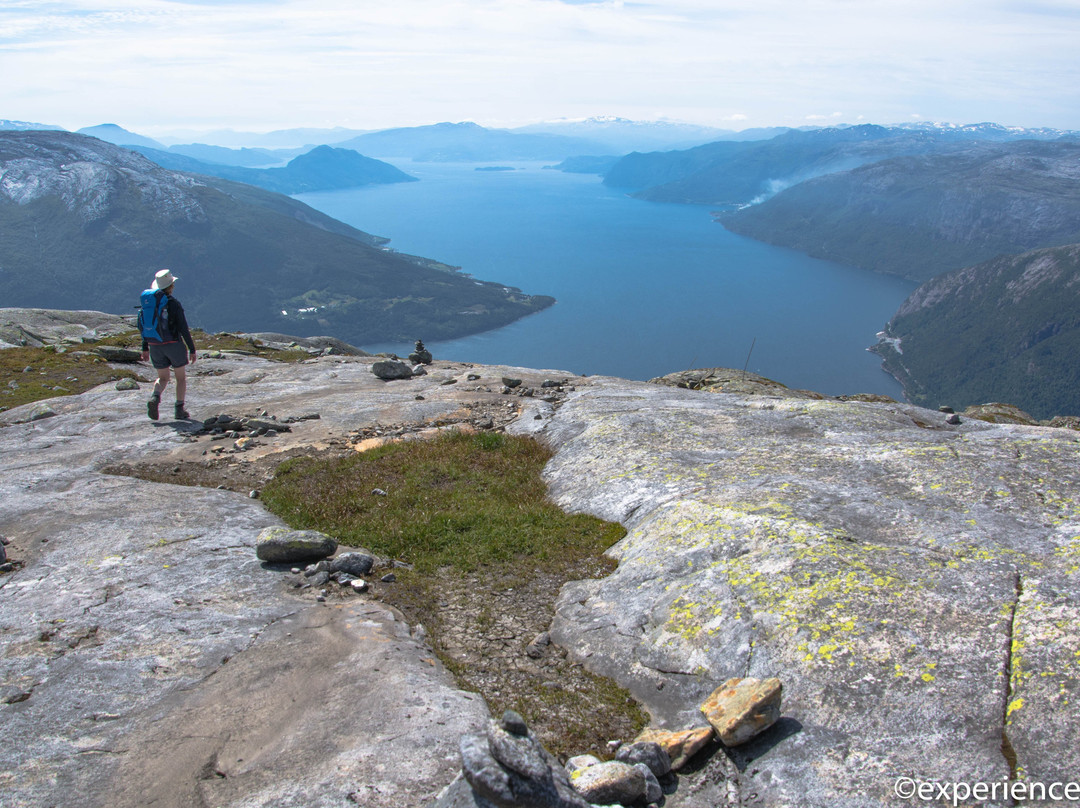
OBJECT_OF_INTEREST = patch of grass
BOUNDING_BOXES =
[0,327,317,413]
[260,430,647,758]
[0,346,143,412]
[262,430,625,573]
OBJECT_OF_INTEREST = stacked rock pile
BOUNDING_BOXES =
[202,412,292,453]
[437,678,784,807]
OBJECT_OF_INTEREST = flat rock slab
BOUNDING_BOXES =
[4,325,1080,808]
[532,384,1080,807]
[108,599,484,808]
[1,350,575,807]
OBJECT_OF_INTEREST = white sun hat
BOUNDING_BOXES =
[150,269,179,290]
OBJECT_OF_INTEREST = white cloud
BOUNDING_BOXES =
[1,0,1079,132]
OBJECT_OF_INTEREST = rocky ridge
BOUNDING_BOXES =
[1,309,1079,807]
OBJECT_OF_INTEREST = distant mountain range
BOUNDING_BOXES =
[1,119,65,132]
[0,131,552,344]
[65,118,802,163]
[601,123,1079,204]
[720,139,1080,282]
[512,116,765,153]
[131,144,417,194]
[329,121,612,161]
[872,243,1080,419]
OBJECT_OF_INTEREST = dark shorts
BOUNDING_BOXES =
[149,342,189,369]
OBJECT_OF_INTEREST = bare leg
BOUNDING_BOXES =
[174,365,187,403]
[153,367,172,397]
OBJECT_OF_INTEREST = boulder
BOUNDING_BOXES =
[114,378,139,391]
[701,677,782,747]
[372,360,415,380]
[633,762,663,805]
[29,403,57,421]
[255,527,337,563]
[459,711,592,808]
[95,346,141,363]
[243,418,290,433]
[632,727,713,771]
[962,402,1039,425]
[564,754,601,774]
[567,760,645,806]
[330,552,375,577]
[614,740,671,777]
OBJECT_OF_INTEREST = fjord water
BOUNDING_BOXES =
[297,162,916,397]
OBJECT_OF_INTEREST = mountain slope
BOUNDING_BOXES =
[76,123,166,150]
[605,123,1079,206]
[604,124,943,202]
[0,131,552,344]
[719,141,1080,282]
[133,144,417,193]
[872,243,1080,418]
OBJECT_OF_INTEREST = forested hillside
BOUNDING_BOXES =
[873,243,1080,418]
[0,132,553,344]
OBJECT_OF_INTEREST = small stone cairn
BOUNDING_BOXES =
[408,339,433,365]
[437,678,783,807]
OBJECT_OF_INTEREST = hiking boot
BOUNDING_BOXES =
[147,396,159,421]
[174,401,190,420]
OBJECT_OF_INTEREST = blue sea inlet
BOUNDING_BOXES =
[297,161,917,398]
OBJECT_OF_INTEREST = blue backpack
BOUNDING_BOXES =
[138,289,171,342]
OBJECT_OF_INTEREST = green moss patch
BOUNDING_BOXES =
[0,345,142,412]
[261,430,645,758]
[262,431,625,573]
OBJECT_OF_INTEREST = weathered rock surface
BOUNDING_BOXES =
[568,759,645,805]
[372,359,416,380]
[3,312,1079,808]
[2,346,581,807]
[456,712,592,808]
[255,526,337,562]
[0,307,136,348]
[632,726,714,771]
[700,677,783,746]
[962,402,1040,425]
[530,382,1080,807]
[330,551,375,577]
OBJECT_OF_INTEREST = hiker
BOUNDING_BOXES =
[138,268,197,420]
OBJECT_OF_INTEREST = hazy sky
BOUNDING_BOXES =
[3,0,1080,135]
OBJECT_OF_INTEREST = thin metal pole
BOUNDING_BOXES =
[742,338,756,377]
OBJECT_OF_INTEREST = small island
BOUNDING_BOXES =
[475,165,517,172]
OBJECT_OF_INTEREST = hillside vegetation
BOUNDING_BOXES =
[720,141,1080,282]
[0,131,553,345]
[873,243,1080,418]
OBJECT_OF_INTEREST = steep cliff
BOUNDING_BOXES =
[873,243,1080,418]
